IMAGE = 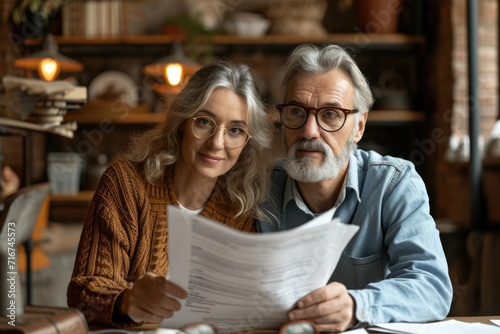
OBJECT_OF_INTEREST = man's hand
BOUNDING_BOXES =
[118,272,187,323]
[288,282,357,333]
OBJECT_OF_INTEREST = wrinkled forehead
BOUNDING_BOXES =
[285,70,355,106]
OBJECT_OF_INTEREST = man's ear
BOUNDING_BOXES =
[354,112,368,143]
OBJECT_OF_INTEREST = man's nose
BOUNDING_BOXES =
[299,113,321,140]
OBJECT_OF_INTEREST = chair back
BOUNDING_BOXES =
[0,182,50,316]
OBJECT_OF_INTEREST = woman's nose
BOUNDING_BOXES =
[207,127,225,149]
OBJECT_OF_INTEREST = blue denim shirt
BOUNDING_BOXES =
[257,149,453,325]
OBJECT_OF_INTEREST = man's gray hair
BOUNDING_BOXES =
[278,44,374,114]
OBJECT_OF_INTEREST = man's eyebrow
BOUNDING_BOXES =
[285,101,344,108]
[322,102,346,109]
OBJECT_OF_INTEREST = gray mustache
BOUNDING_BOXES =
[296,140,326,153]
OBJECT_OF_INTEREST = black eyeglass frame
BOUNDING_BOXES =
[276,103,359,133]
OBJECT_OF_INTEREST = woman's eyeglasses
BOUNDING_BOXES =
[190,116,251,149]
[177,320,318,334]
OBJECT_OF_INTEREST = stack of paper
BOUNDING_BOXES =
[369,319,500,334]
[162,206,359,332]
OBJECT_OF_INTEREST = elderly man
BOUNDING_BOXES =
[257,44,452,332]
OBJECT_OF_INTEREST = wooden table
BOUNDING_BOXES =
[447,315,500,325]
[104,316,500,333]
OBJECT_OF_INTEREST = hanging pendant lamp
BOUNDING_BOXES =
[14,34,83,81]
[142,41,201,94]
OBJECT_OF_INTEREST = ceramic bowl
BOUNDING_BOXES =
[223,13,270,37]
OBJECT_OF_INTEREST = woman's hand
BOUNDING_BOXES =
[118,272,187,323]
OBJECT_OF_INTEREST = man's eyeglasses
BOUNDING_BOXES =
[190,116,251,149]
[180,322,218,334]
[276,103,359,132]
[177,320,317,334]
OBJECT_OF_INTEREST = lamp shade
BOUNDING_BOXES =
[142,41,200,93]
[14,34,83,80]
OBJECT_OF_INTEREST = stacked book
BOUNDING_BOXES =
[62,0,144,38]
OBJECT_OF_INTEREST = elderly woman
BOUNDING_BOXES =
[67,61,273,327]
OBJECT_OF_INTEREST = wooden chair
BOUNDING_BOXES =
[0,182,50,315]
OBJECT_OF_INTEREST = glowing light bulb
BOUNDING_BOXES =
[165,63,183,86]
[38,58,60,81]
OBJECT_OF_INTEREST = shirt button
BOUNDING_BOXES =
[357,309,365,321]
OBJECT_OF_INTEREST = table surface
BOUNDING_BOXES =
[106,315,500,333]
[447,315,500,324]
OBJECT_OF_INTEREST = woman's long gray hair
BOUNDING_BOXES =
[279,44,374,117]
[124,60,273,219]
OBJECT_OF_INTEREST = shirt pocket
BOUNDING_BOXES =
[351,251,384,289]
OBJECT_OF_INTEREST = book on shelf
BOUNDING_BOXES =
[62,0,144,38]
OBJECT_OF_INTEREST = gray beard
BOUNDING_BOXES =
[284,135,356,183]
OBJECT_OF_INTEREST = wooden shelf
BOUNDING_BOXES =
[25,33,425,47]
[368,110,425,123]
[65,111,165,124]
[49,190,94,223]
[203,33,425,46]
[50,190,94,202]
[25,35,180,46]
[63,102,166,124]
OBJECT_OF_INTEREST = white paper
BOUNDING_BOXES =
[492,319,500,327]
[370,319,500,334]
[161,205,359,332]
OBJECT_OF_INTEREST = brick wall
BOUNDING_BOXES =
[431,0,498,227]
[452,0,498,138]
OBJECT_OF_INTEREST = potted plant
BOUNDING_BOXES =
[161,15,214,64]
[10,0,65,38]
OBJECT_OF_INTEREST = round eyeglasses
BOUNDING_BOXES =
[276,103,359,132]
[190,116,251,149]
[176,320,316,334]
[180,322,218,334]
[279,320,318,334]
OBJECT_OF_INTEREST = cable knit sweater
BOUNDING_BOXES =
[67,159,255,327]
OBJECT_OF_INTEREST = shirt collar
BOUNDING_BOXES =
[281,151,362,214]
[346,151,362,203]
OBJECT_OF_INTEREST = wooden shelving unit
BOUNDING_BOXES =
[64,109,424,125]
[368,110,425,123]
[36,33,424,125]
[204,33,425,46]
[50,190,94,202]
[25,33,426,47]
[59,100,165,124]
[49,190,94,223]
[38,31,427,214]
[65,112,165,124]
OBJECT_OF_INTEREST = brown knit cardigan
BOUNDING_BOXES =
[67,159,255,327]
